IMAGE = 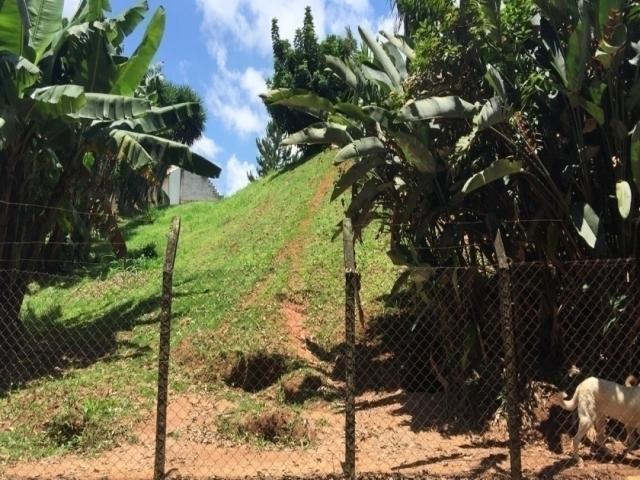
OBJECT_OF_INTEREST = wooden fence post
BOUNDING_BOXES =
[342,217,357,480]
[494,229,522,480]
[153,216,181,480]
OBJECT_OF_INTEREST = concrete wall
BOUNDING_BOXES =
[161,168,221,205]
[179,169,220,203]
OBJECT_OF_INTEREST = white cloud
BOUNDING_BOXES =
[63,0,81,18]
[206,64,269,137]
[196,0,382,140]
[195,0,377,57]
[241,67,268,100]
[203,38,269,138]
[191,135,221,160]
[217,155,255,195]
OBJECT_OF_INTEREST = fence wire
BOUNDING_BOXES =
[1,258,640,480]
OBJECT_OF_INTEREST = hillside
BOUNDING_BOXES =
[0,150,397,468]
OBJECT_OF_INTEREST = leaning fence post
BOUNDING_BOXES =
[494,229,522,480]
[153,216,181,480]
[342,217,357,480]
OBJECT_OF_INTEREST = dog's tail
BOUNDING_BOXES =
[549,391,579,411]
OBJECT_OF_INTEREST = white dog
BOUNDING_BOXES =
[550,376,640,465]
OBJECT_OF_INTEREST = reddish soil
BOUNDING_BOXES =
[5,390,640,480]
[282,300,316,364]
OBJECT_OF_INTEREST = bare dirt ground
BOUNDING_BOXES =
[5,389,640,480]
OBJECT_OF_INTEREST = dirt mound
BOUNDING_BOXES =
[281,371,323,403]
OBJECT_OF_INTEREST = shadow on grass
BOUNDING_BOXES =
[303,298,503,435]
[0,292,160,396]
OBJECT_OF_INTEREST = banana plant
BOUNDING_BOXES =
[0,0,220,346]
[263,27,522,271]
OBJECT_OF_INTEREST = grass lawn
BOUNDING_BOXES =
[0,150,398,464]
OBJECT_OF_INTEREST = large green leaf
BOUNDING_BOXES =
[107,129,153,170]
[391,130,437,173]
[106,0,147,46]
[358,26,402,90]
[380,30,415,60]
[332,155,386,200]
[188,151,221,178]
[72,0,111,23]
[461,158,523,195]
[107,129,220,177]
[383,42,407,79]
[70,93,150,120]
[485,64,507,100]
[598,0,622,38]
[346,179,391,221]
[335,137,386,163]
[400,96,477,122]
[360,64,394,90]
[477,0,501,44]
[575,96,605,125]
[110,102,201,134]
[335,102,375,127]
[282,122,351,146]
[570,202,601,248]
[474,96,511,131]
[270,91,335,118]
[27,0,62,61]
[65,22,118,92]
[30,84,86,117]
[616,180,632,219]
[111,6,164,96]
[565,17,589,92]
[325,55,358,90]
[0,53,39,97]
[0,0,30,58]
[630,122,640,193]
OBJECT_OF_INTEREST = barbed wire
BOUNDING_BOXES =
[0,199,96,217]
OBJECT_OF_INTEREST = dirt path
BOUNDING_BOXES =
[242,165,336,364]
[278,166,335,364]
[6,390,640,480]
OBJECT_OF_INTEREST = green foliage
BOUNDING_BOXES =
[0,0,220,339]
[114,64,208,212]
[253,120,301,179]
[265,7,359,158]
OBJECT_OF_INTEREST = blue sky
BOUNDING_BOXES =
[62,0,396,195]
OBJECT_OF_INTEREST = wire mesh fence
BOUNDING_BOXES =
[2,241,640,479]
[346,257,640,479]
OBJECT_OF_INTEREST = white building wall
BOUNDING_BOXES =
[179,170,220,203]
[168,168,181,205]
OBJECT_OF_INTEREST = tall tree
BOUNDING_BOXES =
[253,120,300,178]
[265,7,358,158]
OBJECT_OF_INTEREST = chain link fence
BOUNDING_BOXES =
[1,234,640,479]
[346,257,640,479]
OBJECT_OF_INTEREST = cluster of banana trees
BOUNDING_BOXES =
[264,1,640,395]
[0,0,220,348]
[264,0,640,270]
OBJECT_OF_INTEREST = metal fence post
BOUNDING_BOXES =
[153,216,181,480]
[494,229,522,480]
[342,217,357,480]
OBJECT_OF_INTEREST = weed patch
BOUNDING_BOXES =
[44,397,127,453]
[217,407,314,446]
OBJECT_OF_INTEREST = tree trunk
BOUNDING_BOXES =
[0,271,28,362]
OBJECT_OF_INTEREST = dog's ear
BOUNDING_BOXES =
[625,374,638,387]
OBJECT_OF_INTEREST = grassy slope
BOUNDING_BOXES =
[0,151,397,463]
